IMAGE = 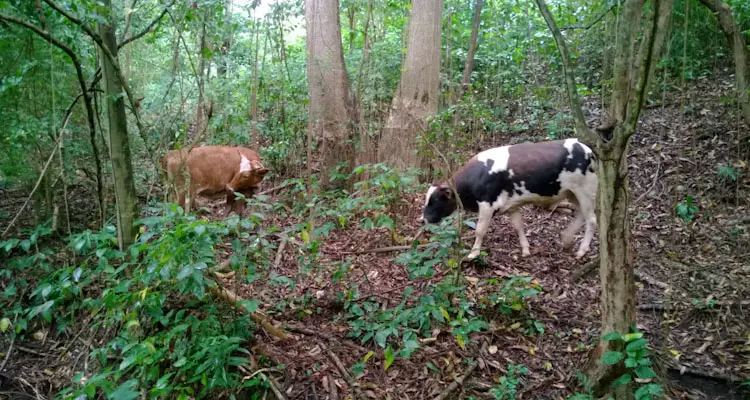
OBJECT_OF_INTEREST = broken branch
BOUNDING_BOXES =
[208,277,288,341]
[432,361,478,400]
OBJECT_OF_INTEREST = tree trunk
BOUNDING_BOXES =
[534,0,673,397]
[697,0,750,126]
[379,0,444,170]
[193,9,209,144]
[455,0,483,103]
[305,0,357,190]
[250,14,261,148]
[218,0,234,77]
[98,0,138,249]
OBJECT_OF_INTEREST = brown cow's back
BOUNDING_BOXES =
[162,145,267,210]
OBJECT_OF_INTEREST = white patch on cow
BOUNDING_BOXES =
[239,155,252,173]
[508,169,515,177]
[424,185,437,208]
[477,145,511,174]
[563,138,578,159]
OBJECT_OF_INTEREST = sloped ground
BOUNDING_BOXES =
[1,75,749,399]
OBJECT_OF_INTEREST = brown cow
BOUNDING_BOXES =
[162,145,269,216]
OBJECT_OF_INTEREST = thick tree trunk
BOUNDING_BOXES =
[455,0,483,103]
[305,0,357,190]
[379,0,443,170]
[697,0,750,126]
[98,0,138,249]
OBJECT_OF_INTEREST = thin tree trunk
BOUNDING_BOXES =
[250,13,261,147]
[193,8,209,144]
[305,0,357,190]
[697,0,750,126]
[355,0,375,168]
[454,0,483,103]
[534,0,673,397]
[379,0,444,171]
[98,0,138,249]
[218,0,234,77]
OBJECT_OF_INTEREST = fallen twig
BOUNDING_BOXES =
[0,334,15,373]
[273,237,288,270]
[208,278,288,341]
[258,372,287,400]
[258,181,295,196]
[432,361,479,400]
[572,256,600,282]
[634,270,669,290]
[326,347,365,400]
[633,158,662,205]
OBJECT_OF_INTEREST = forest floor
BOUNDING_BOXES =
[2,75,750,400]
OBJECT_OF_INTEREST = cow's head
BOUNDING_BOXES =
[421,183,456,224]
[238,156,269,186]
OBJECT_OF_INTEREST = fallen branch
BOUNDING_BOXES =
[258,181,295,196]
[342,234,475,255]
[634,270,669,290]
[258,372,287,400]
[273,237,288,270]
[341,243,430,255]
[638,299,750,312]
[572,256,600,282]
[0,334,15,373]
[633,158,662,205]
[668,366,746,385]
[326,347,365,400]
[208,279,288,341]
[432,361,478,400]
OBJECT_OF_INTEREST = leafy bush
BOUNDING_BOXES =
[2,203,279,399]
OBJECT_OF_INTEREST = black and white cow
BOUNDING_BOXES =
[421,138,598,260]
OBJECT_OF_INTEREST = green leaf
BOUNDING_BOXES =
[426,361,440,374]
[622,332,644,342]
[109,379,139,400]
[600,351,624,365]
[20,239,31,252]
[119,354,137,371]
[635,383,663,399]
[240,299,260,313]
[194,224,206,236]
[634,366,656,379]
[375,329,391,348]
[601,332,622,341]
[611,373,631,388]
[176,264,192,281]
[0,317,10,333]
[384,346,395,371]
[625,338,648,352]
[174,358,187,367]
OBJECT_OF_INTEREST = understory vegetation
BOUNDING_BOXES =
[1,0,749,399]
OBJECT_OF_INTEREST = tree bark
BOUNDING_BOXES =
[218,0,234,77]
[455,0,483,103]
[379,0,444,170]
[534,0,673,397]
[697,0,750,127]
[98,0,138,249]
[305,0,357,190]
[192,8,210,144]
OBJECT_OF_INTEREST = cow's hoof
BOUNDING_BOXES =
[575,249,588,259]
[521,249,531,257]
[467,250,480,260]
[561,236,575,250]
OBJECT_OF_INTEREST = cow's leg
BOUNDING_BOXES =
[468,204,494,260]
[570,190,596,258]
[508,209,531,257]
[561,208,585,250]
[224,188,237,216]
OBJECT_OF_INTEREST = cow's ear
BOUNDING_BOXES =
[255,167,269,177]
[439,184,452,199]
